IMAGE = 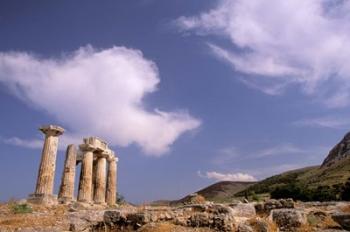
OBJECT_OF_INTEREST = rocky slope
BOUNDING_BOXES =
[322,131,350,167]
[1,199,350,231]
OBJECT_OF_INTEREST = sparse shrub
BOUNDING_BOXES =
[189,194,206,204]
[251,192,260,202]
[116,193,125,204]
[10,203,33,214]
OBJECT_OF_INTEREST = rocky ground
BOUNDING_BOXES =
[1,199,350,232]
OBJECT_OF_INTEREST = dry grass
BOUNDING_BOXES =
[191,195,206,205]
[307,211,340,230]
[137,222,214,232]
[0,203,69,230]
[247,218,278,232]
[340,204,350,213]
[297,224,315,232]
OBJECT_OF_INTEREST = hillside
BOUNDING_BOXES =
[177,131,350,202]
[235,131,350,198]
[234,166,320,197]
[234,155,350,199]
[195,181,255,202]
[169,181,254,205]
[166,131,350,203]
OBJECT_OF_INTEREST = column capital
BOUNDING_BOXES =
[96,148,113,159]
[39,125,64,136]
[108,155,118,163]
[79,144,96,152]
[83,137,108,151]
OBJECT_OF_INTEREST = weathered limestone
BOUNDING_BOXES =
[91,160,98,201]
[58,144,77,203]
[94,154,107,204]
[28,125,64,204]
[29,131,119,206]
[106,155,118,206]
[77,144,95,203]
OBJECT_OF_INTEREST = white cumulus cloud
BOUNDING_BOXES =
[176,0,350,107]
[198,170,256,182]
[0,46,201,156]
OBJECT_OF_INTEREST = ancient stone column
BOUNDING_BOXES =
[28,125,64,204]
[91,159,98,201]
[58,144,77,203]
[106,155,118,205]
[94,154,107,204]
[77,144,95,203]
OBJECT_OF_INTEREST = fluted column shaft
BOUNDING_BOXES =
[35,134,59,195]
[58,145,76,202]
[91,159,98,200]
[77,145,94,203]
[94,157,107,204]
[106,157,117,205]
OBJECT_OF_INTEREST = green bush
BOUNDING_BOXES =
[271,184,338,201]
[116,193,125,204]
[251,191,260,202]
[11,203,33,214]
[340,178,350,201]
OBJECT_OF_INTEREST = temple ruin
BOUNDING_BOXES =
[28,125,118,206]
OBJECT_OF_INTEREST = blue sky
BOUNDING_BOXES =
[1,0,350,203]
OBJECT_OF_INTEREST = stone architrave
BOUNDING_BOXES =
[94,153,108,204]
[28,125,64,204]
[106,155,118,205]
[77,144,95,203]
[58,144,77,203]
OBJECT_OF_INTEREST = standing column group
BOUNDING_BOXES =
[76,141,118,206]
[28,126,118,206]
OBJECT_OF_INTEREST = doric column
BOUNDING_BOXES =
[106,155,118,206]
[58,144,76,203]
[94,153,107,204]
[77,144,95,203]
[28,125,64,204]
[91,159,98,200]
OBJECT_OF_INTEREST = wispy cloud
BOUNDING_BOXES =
[247,163,309,179]
[0,46,201,156]
[293,116,350,129]
[176,0,350,107]
[1,134,82,151]
[2,137,42,149]
[255,144,306,158]
[198,170,256,182]
[213,143,329,164]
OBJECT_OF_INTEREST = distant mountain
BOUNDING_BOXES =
[169,181,255,205]
[195,181,255,202]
